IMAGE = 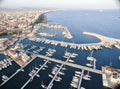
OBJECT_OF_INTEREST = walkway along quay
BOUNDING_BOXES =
[26,51,102,75]
[36,54,102,74]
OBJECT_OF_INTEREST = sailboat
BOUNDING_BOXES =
[55,73,62,82]
[83,71,91,80]
[86,60,93,67]
[87,51,95,61]
[41,82,47,89]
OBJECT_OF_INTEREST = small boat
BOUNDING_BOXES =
[42,68,46,70]
[56,64,61,67]
[21,69,24,72]
[62,67,66,70]
[75,74,81,77]
[87,51,95,61]
[68,59,74,63]
[75,71,81,75]
[2,75,8,81]
[41,82,47,89]
[36,74,40,78]
[86,63,93,67]
[48,74,53,78]
[35,67,39,70]
[83,75,91,80]
[81,87,85,89]
[28,69,36,77]
[59,71,65,75]
[83,71,91,80]
[87,57,95,61]
[55,76,62,82]
[44,65,48,68]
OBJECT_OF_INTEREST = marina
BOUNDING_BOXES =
[21,60,49,89]
[47,52,75,89]
[28,36,103,51]
[0,56,37,87]
[0,9,120,89]
[28,31,120,51]
[21,48,56,89]
[34,23,73,39]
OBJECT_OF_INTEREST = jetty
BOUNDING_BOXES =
[21,60,49,89]
[25,51,102,75]
[47,52,73,89]
[21,48,56,89]
[83,32,120,48]
[77,70,84,89]
[28,37,102,51]
[36,54,102,74]
[29,31,120,50]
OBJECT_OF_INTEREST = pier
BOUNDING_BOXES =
[24,50,102,75]
[21,49,56,89]
[29,31,120,50]
[0,56,37,87]
[77,70,84,89]
[29,37,102,51]
[36,54,102,74]
[47,55,71,89]
[0,67,22,86]
[21,60,49,89]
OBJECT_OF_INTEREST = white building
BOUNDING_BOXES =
[21,53,30,62]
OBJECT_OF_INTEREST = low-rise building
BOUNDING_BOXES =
[21,53,30,62]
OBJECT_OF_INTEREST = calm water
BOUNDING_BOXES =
[0,10,120,89]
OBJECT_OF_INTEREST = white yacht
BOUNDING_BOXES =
[83,71,91,80]
[2,75,8,81]
[48,74,53,78]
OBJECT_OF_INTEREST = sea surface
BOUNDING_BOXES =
[0,10,120,89]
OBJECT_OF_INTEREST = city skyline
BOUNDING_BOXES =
[0,0,120,9]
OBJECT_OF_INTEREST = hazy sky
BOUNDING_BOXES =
[0,0,119,9]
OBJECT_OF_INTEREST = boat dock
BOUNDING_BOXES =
[0,56,37,87]
[47,54,71,89]
[77,70,84,89]
[29,37,102,51]
[21,60,49,89]
[25,50,102,75]
[0,67,22,86]
[29,31,120,50]
[36,54,102,74]
[21,49,56,89]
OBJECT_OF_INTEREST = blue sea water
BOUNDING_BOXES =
[0,10,120,89]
